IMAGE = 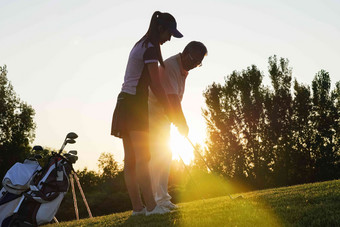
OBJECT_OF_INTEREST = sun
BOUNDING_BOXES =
[170,125,194,165]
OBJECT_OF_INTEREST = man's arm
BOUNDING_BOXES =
[159,55,188,136]
[168,94,188,136]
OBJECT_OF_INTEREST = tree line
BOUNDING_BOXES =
[202,55,340,189]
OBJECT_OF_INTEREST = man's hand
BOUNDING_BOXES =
[167,94,189,136]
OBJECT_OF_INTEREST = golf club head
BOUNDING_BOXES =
[66,132,78,140]
[34,154,43,160]
[59,139,76,154]
[64,153,78,164]
[233,195,244,200]
[27,154,43,161]
[32,145,43,152]
[68,150,77,155]
[66,139,76,144]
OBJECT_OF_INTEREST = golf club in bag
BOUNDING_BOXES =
[185,136,244,200]
[0,147,43,227]
[1,132,81,226]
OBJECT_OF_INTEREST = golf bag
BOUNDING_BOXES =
[0,159,41,227]
[8,153,75,226]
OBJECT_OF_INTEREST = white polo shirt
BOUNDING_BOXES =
[149,53,188,103]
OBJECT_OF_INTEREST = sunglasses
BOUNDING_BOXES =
[188,53,202,67]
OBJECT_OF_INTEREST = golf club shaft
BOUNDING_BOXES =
[59,138,67,154]
[185,136,235,200]
[185,137,213,173]
[177,152,207,203]
[59,144,65,154]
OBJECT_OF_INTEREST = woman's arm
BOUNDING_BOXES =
[147,63,174,120]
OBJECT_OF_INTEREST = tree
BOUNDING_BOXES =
[311,70,339,181]
[203,82,240,179]
[203,65,269,186]
[266,56,294,186]
[97,152,119,181]
[76,167,102,192]
[291,80,313,184]
[0,65,36,178]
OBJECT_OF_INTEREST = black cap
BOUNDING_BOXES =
[158,18,183,38]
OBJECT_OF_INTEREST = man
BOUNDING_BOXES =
[148,41,207,209]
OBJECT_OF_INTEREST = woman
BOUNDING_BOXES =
[111,11,183,215]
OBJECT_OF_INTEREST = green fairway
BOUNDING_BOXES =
[49,179,340,227]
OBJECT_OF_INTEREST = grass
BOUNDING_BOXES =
[48,179,340,227]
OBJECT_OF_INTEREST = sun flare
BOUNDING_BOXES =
[170,125,195,165]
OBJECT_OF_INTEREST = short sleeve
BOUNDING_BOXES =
[143,47,158,64]
[159,64,180,95]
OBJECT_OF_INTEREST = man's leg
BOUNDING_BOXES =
[150,116,172,204]
[149,101,161,200]
[156,133,172,204]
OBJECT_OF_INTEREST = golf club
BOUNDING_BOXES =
[59,132,78,154]
[64,150,78,164]
[66,132,78,140]
[66,139,76,144]
[28,146,44,161]
[185,136,244,200]
[33,154,43,160]
[32,145,43,152]
[177,152,207,203]
[68,150,78,155]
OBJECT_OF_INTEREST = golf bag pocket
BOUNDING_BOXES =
[35,193,65,225]
[10,157,72,226]
[10,192,66,226]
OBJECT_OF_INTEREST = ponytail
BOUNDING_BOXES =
[151,11,162,25]
[136,11,165,67]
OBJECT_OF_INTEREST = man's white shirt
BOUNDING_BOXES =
[149,53,188,107]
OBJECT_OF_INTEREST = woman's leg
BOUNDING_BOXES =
[129,131,157,211]
[122,135,144,211]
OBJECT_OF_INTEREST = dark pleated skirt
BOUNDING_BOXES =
[111,92,149,138]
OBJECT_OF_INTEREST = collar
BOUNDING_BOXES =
[177,53,188,78]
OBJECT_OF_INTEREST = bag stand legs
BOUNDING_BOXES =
[70,174,79,220]
[53,217,59,223]
[70,171,93,220]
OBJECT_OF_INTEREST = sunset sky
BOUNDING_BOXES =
[1,0,339,171]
